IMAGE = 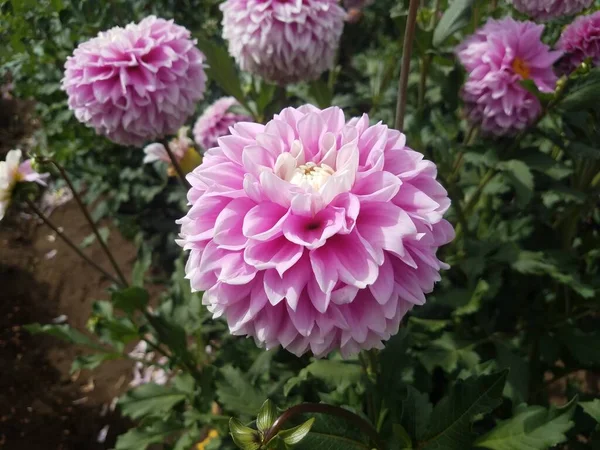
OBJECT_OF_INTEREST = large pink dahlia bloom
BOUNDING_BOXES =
[62,16,206,147]
[511,0,592,21]
[456,18,561,135]
[557,11,600,75]
[177,105,454,357]
[193,97,253,150]
[220,0,346,85]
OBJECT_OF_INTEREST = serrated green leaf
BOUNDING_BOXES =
[420,371,508,450]
[257,399,278,433]
[71,352,119,373]
[284,360,362,396]
[408,317,449,332]
[418,332,480,374]
[217,366,266,417]
[25,323,105,351]
[229,418,261,450]
[292,413,372,450]
[453,279,489,317]
[433,0,473,47]
[115,421,182,450]
[399,386,432,441]
[279,417,315,445]
[498,160,534,207]
[112,287,149,315]
[474,398,577,450]
[581,399,600,423]
[118,383,187,420]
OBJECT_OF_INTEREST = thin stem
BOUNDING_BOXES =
[263,403,385,450]
[394,0,420,131]
[163,140,191,190]
[49,160,128,287]
[25,198,121,285]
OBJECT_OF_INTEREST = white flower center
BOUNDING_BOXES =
[289,162,334,191]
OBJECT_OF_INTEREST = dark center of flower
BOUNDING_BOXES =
[512,57,530,80]
[305,221,321,231]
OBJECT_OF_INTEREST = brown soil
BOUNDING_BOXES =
[0,201,139,450]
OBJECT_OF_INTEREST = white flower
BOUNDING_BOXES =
[0,149,47,220]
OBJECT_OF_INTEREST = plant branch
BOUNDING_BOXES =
[162,139,191,190]
[48,160,128,287]
[394,0,420,131]
[25,198,121,285]
[263,403,385,450]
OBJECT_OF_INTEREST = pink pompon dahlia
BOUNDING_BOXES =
[62,16,206,147]
[556,11,600,75]
[511,0,592,21]
[456,18,562,136]
[177,105,454,358]
[193,97,253,150]
[220,0,346,85]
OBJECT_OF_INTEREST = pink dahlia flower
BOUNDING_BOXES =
[456,18,562,135]
[556,11,600,75]
[62,16,206,147]
[177,105,454,358]
[193,97,253,150]
[511,0,592,21]
[220,0,346,85]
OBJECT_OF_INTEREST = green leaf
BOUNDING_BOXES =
[418,332,480,374]
[115,421,182,450]
[567,142,600,160]
[559,328,600,366]
[278,417,315,445]
[132,243,152,287]
[112,287,149,315]
[195,36,251,116]
[284,360,363,396]
[391,424,413,449]
[50,0,64,11]
[580,399,600,423]
[560,69,600,111]
[79,227,109,248]
[309,79,333,109]
[71,352,119,373]
[217,366,266,417]
[433,0,474,47]
[25,323,105,351]
[229,418,261,450]
[498,160,534,206]
[399,386,432,441]
[474,398,577,450]
[452,279,489,317]
[257,399,278,433]
[292,413,372,450]
[118,383,187,420]
[420,371,508,450]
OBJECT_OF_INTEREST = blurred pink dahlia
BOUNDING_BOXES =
[177,105,454,357]
[193,97,252,150]
[511,0,592,21]
[220,0,346,84]
[456,18,561,135]
[556,11,600,75]
[62,16,206,147]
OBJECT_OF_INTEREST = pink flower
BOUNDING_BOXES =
[0,149,48,220]
[177,105,454,358]
[556,11,600,75]
[456,18,561,136]
[144,127,202,176]
[220,0,346,85]
[511,0,592,21]
[193,97,253,150]
[62,16,206,147]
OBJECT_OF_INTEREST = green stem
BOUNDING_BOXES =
[263,403,385,450]
[25,198,121,285]
[394,0,420,131]
[49,160,129,287]
[162,139,191,190]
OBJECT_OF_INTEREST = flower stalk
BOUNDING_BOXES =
[163,138,192,190]
[24,197,121,285]
[394,0,420,131]
[49,160,129,287]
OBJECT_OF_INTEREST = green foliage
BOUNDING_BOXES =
[475,399,577,450]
